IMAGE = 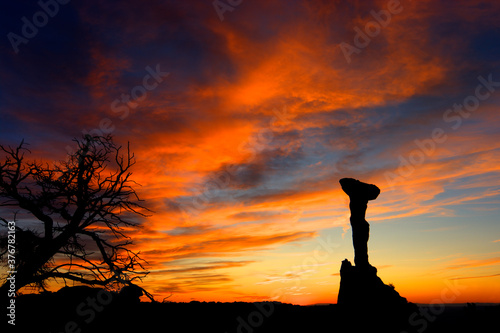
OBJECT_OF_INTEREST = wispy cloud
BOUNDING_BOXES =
[446,257,500,270]
[256,270,316,285]
[153,260,255,274]
[450,274,500,280]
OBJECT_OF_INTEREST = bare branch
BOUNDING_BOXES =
[0,135,153,298]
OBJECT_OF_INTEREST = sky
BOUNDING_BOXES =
[0,0,499,305]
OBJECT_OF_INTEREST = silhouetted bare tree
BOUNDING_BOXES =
[0,135,153,299]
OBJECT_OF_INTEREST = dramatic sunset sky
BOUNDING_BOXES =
[1,0,499,304]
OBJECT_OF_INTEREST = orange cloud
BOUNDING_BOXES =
[446,257,500,271]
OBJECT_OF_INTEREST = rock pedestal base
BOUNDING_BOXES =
[338,259,408,307]
[337,259,417,332]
